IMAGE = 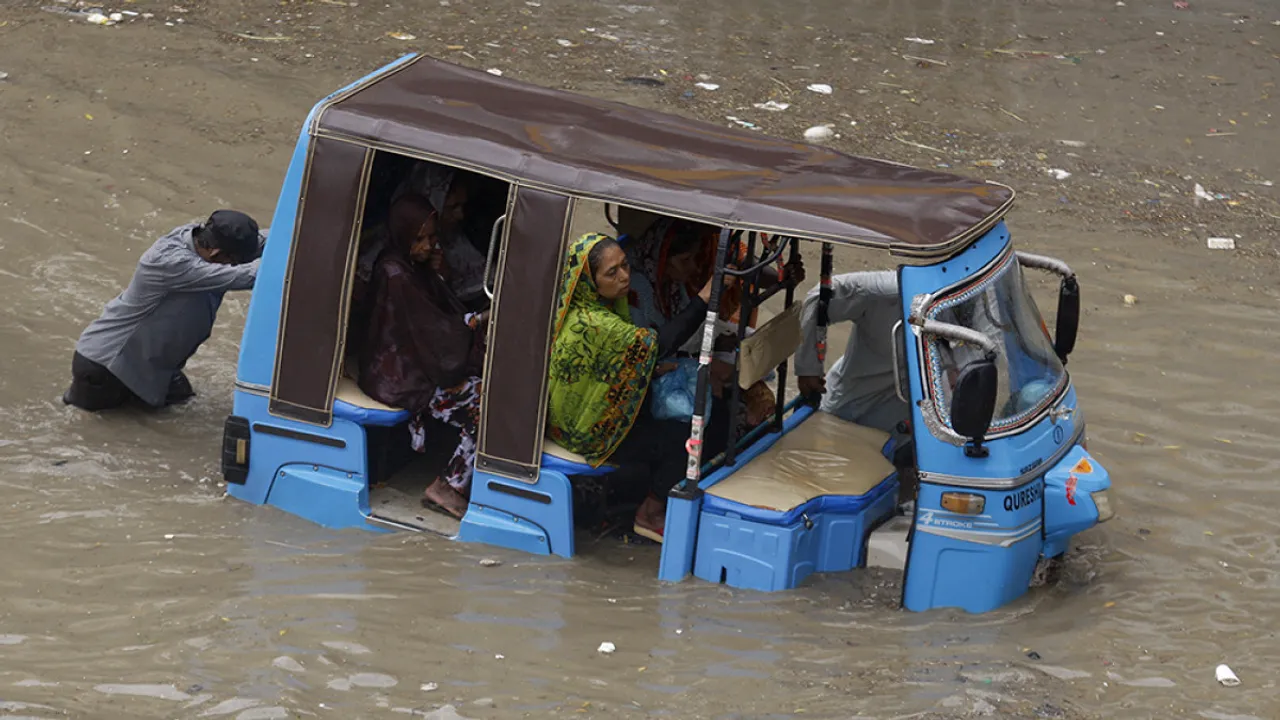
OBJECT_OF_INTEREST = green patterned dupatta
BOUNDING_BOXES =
[546,233,659,466]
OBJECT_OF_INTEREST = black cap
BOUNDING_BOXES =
[202,210,260,262]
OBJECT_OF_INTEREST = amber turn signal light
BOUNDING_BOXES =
[940,492,986,515]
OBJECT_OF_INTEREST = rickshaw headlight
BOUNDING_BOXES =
[1091,490,1115,522]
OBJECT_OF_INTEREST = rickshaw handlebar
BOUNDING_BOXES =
[910,316,1000,358]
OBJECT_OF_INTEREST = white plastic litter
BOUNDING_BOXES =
[597,642,616,655]
[1058,139,1088,148]
[694,82,720,90]
[85,12,114,25]
[806,83,833,95]
[1193,183,1215,204]
[752,100,790,111]
[1215,664,1240,687]
[803,125,834,143]
[485,68,503,76]
[556,39,574,47]
[904,37,936,45]
[1047,168,1072,180]
[1207,237,1236,250]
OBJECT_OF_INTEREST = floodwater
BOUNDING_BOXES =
[1,0,1278,717]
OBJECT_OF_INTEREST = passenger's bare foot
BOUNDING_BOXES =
[633,495,665,543]
[422,477,468,519]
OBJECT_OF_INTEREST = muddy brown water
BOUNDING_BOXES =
[1,0,1278,718]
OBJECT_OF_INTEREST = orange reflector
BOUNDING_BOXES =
[940,492,986,515]
[1072,458,1094,474]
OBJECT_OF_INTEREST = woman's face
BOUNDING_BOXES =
[592,243,631,301]
[666,247,702,284]
[408,214,438,264]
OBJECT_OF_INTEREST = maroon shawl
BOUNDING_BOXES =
[358,199,484,413]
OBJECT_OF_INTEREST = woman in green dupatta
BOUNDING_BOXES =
[548,233,727,542]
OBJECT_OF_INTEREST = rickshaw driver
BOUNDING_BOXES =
[794,271,910,435]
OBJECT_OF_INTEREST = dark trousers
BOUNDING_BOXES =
[63,352,195,411]
[607,397,731,499]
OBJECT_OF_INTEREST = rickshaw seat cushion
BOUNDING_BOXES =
[704,411,896,523]
[541,437,615,477]
[332,377,412,427]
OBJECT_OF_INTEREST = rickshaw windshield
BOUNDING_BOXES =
[922,251,1066,435]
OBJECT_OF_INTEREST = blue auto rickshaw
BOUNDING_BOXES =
[221,54,1114,613]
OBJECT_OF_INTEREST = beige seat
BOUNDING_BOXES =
[542,436,620,470]
[334,376,405,412]
[707,411,895,513]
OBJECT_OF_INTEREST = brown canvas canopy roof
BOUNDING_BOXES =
[313,54,1013,256]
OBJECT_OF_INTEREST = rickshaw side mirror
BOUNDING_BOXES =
[951,358,998,457]
[1054,276,1080,363]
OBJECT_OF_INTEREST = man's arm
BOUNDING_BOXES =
[794,272,898,377]
[141,251,261,294]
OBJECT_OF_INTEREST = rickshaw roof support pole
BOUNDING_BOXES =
[1014,251,1074,280]
[673,227,735,499]
[811,243,834,405]
[723,231,761,467]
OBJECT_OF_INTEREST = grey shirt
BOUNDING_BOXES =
[74,223,266,407]
[794,271,909,433]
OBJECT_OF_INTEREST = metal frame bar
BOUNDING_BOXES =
[676,228,735,495]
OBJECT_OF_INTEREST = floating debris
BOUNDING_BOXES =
[478,558,502,567]
[806,83,833,95]
[752,100,790,111]
[893,135,947,154]
[803,125,834,143]
[1047,168,1072,180]
[386,31,417,41]
[234,32,294,42]
[1058,139,1088,148]
[1215,664,1240,687]
[1123,294,1138,306]
[486,68,503,76]
[973,159,1006,168]
[904,54,949,67]
[556,38,574,47]
[622,76,664,87]
[1206,237,1236,250]
[726,116,756,129]
[597,642,616,654]
[694,82,720,90]
[904,37,936,45]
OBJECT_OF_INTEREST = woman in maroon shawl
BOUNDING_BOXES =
[359,194,487,518]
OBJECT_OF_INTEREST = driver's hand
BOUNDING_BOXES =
[797,375,826,398]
